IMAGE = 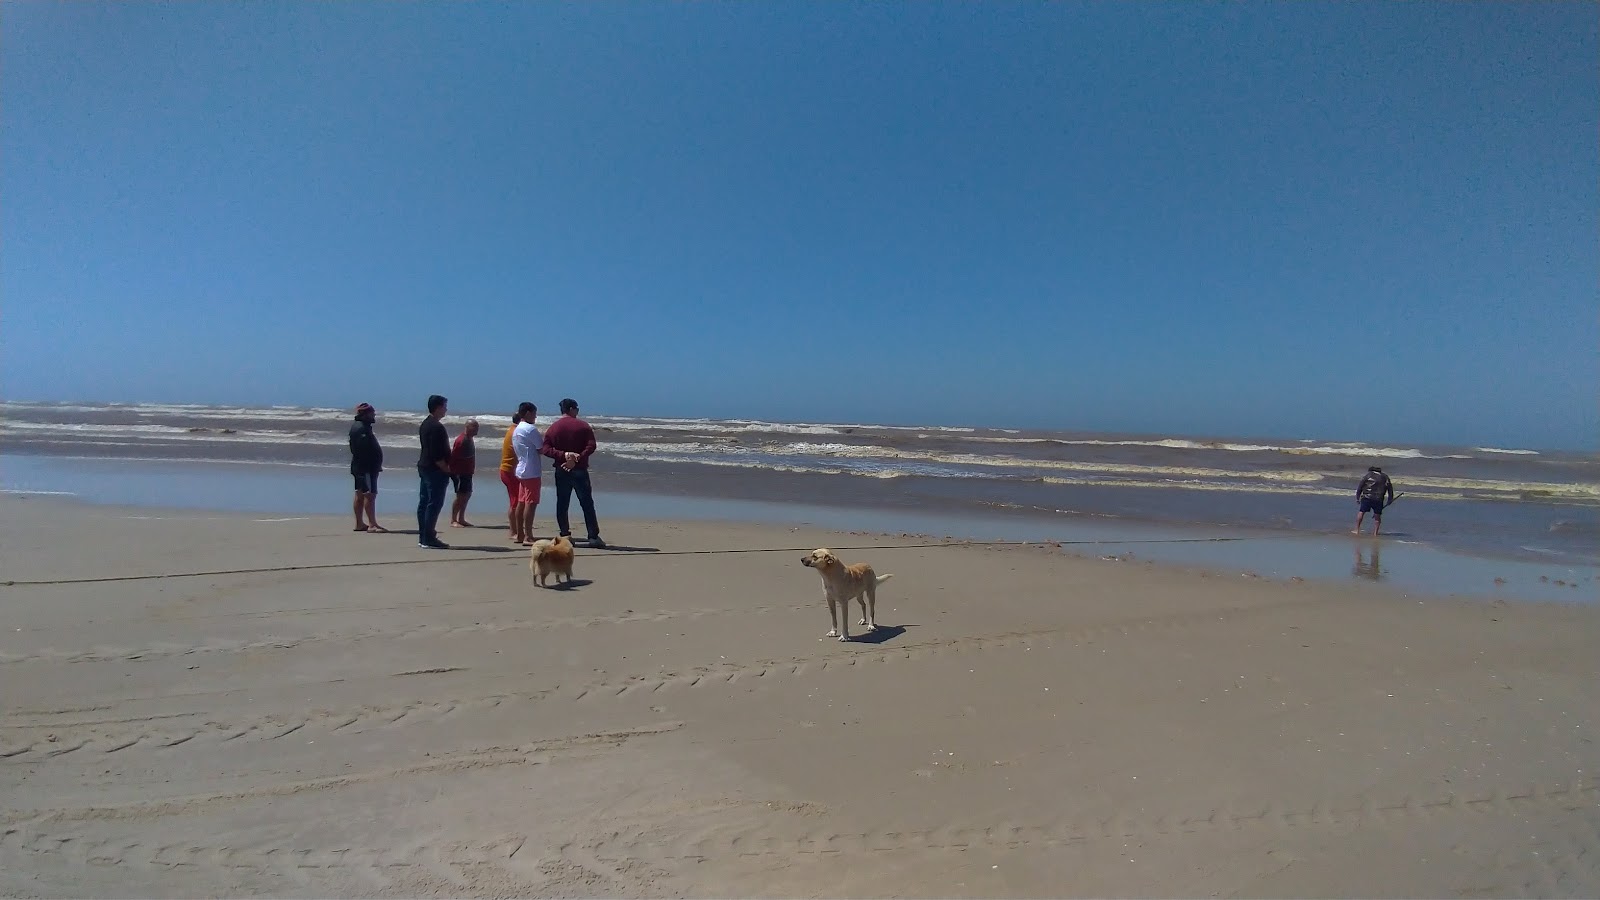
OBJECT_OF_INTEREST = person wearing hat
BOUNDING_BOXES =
[540,398,604,548]
[348,402,387,533]
[448,417,480,528]
[1353,465,1396,535]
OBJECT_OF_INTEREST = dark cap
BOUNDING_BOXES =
[559,398,578,413]
[1369,466,1382,472]
[354,402,375,417]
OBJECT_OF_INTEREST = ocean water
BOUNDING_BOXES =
[2,401,1597,596]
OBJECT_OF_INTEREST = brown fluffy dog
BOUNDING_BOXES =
[800,548,893,641]
[529,536,575,587]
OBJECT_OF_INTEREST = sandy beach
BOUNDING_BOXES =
[1,494,1596,898]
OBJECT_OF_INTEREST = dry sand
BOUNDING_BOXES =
[1,495,1596,898]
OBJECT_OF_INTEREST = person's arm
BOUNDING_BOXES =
[1385,478,1395,505]
[433,426,451,473]
[541,423,564,462]
[578,424,597,463]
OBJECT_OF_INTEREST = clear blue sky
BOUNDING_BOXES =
[3,2,1595,448]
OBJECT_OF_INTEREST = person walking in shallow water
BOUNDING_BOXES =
[416,394,452,549]
[348,402,387,532]
[1353,465,1396,535]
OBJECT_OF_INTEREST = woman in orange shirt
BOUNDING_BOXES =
[499,412,521,539]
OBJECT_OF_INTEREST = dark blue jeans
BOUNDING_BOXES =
[416,468,450,542]
[553,467,600,541]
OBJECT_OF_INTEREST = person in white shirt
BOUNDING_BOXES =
[510,401,543,545]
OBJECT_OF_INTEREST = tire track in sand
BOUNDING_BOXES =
[0,722,682,826]
[0,601,1299,764]
[4,778,1591,886]
[582,777,1600,863]
[0,605,804,666]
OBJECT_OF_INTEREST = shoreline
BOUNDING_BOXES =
[3,453,1596,605]
[2,495,1597,897]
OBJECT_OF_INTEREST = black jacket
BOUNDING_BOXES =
[348,420,383,474]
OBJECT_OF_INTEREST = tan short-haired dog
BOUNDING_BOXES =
[529,536,575,588]
[800,548,893,641]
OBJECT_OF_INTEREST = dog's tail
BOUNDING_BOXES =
[876,573,895,585]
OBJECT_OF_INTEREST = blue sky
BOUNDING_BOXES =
[3,2,1595,448]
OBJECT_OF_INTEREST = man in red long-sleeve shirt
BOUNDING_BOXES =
[541,398,604,548]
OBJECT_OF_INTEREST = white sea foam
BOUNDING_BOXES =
[0,422,309,444]
[1,402,345,421]
[608,440,1330,483]
[970,435,1462,459]
[1473,446,1540,456]
[4,402,1590,503]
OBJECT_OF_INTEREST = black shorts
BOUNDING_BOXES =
[353,471,379,494]
[451,473,474,495]
[1359,496,1385,515]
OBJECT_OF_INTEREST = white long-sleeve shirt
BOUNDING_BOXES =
[512,421,543,479]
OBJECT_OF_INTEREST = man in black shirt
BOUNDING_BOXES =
[1353,466,1396,536]
[348,402,386,533]
[416,394,452,549]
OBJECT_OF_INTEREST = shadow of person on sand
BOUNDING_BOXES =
[847,624,912,644]
[376,530,516,554]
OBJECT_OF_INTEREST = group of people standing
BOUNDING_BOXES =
[347,396,604,551]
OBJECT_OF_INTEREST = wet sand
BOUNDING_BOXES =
[1,496,1596,898]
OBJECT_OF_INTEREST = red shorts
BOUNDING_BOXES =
[500,469,519,509]
[517,477,541,506]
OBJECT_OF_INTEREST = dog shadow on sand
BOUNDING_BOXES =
[844,624,912,645]
[534,578,594,591]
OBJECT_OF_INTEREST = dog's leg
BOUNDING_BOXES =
[864,584,877,631]
[856,592,869,627]
[826,595,842,639]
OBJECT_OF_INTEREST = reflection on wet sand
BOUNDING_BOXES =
[1354,540,1384,581]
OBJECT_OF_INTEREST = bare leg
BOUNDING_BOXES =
[362,494,385,532]
[353,491,368,530]
[1353,511,1366,535]
[1373,515,1382,536]
[511,502,527,543]
[519,503,537,544]
[457,491,473,528]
